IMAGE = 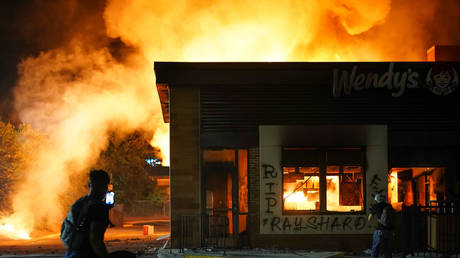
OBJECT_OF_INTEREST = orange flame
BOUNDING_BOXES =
[0,217,31,240]
[284,176,320,210]
[283,175,362,212]
[149,123,169,166]
[389,171,398,204]
[104,0,394,62]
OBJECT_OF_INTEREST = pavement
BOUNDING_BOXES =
[1,217,458,258]
[158,249,345,258]
[0,218,169,257]
[0,247,458,258]
[156,249,460,258]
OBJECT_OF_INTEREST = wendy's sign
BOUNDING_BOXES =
[332,62,458,97]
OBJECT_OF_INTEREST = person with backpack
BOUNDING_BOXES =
[368,193,395,258]
[61,169,111,258]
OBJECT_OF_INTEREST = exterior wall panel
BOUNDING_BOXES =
[169,86,201,248]
[201,84,459,135]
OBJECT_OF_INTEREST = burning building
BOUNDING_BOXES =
[155,46,460,250]
[1,0,460,249]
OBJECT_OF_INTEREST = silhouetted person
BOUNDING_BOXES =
[368,193,395,258]
[62,169,111,258]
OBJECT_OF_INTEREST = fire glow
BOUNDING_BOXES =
[389,167,445,210]
[283,176,362,212]
[284,176,320,210]
[0,219,30,240]
[1,0,455,240]
[389,171,398,204]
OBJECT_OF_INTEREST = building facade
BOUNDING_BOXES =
[155,53,460,250]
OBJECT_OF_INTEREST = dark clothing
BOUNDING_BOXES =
[370,202,394,230]
[372,229,393,258]
[370,202,394,258]
[65,249,98,258]
[65,195,109,258]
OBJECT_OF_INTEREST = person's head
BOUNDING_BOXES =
[374,193,386,203]
[88,169,110,200]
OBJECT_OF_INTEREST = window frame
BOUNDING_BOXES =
[281,147,366,215]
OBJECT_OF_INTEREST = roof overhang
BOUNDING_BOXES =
[156,83,169,123]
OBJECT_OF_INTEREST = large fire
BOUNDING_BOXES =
[0,0,456,240]
[283,175,363,212]
[284,176,320,210]
[0,217,30,240]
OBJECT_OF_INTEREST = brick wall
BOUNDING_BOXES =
[247,147,259,247]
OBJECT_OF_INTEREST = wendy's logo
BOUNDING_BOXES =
[426,64,458,96]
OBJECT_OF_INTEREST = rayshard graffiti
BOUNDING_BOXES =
[260,164,370,234]
[262,215,367,233]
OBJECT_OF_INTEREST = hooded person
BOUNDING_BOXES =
[368,193,395,258]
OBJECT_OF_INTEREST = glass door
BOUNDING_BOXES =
[202,149,248,245]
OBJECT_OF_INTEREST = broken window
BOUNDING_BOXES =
[282,148,364,213]
[326,165,363,212]
[389,167,446,210]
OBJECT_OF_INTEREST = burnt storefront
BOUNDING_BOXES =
[154,49,460,250]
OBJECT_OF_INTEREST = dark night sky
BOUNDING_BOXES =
[0,0,108,121]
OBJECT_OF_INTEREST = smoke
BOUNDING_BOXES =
[0,0,169,237]
[2,0,460,237]
[8,42,165,232]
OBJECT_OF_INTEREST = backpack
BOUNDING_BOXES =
[60,197,94,249]
[378,204,395,229]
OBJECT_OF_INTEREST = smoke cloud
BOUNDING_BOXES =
[9,42,165,232]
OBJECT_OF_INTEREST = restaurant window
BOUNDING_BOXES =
[282,148,364,213]
[388,167,446,211]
